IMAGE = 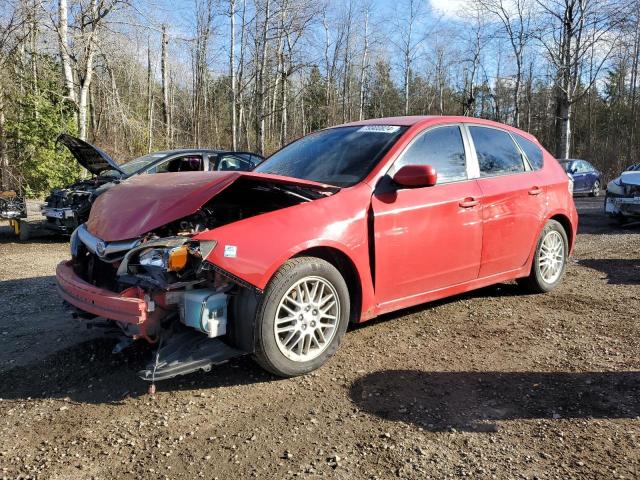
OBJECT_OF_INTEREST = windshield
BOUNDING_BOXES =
[114,153,168,175]
[559,161,573,172]
[254,126,408,187]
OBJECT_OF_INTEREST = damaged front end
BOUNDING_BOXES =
[58,225,243,380]
[0,190,27,220]
[605,171,640,220]
[42,178,117,233]
[56,173,333,381]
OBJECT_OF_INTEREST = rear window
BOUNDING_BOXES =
[514,134,544,170]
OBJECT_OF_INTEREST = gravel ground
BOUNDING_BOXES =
[0,196,639,480]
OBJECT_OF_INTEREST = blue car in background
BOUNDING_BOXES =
[560,159,601,196]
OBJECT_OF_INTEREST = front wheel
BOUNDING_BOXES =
[517,220,568,293]
[253,257,350,377]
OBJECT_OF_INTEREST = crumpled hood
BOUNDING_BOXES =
[58,134,125,176]
[86,171,333,241]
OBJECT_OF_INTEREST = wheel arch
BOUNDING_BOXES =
[292,246,363,324]
[549,213,574,251]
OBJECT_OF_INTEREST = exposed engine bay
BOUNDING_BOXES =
[60,177,334,381]
[42,176,117,233]
[0,190,27,220]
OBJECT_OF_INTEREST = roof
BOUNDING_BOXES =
[338,115,539,143]
[149,148,226,156]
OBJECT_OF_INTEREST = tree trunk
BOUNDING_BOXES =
[557,99,571,159]
[256,0,270,155]
[358,10,369,121]
[0,81,8,189]
[78,45,95,141]
[161,25,170,147]
[147,41,153,153]
[58,0,76,107]
[230,0,237,150]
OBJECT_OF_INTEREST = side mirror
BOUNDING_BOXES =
[392,165,438,188]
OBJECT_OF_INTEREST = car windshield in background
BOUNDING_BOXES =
[254,125,408,187]
[113,153,168,176]
[559,161,572,172]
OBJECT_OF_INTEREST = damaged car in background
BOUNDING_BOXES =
[42,134,263,235]
[55,116,578,383]
[605,163,640,223]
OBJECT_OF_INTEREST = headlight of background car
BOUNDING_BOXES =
[138,246,189,272]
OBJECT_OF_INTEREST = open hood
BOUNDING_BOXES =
[57,134,125,176]
[86,171,334,241]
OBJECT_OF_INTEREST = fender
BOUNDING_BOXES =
[193,183,377,319]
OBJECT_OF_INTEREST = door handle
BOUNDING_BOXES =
[528,187,542,196]
[459,197,479,208]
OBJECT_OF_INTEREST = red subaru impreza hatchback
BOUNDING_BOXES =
[56,116,577,380]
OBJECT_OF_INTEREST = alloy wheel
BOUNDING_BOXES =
[273,276,340,362]
[537,230,565,284]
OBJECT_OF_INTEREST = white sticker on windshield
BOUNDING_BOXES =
[357,125,401,134]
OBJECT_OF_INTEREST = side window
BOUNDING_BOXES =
[217,154,253,172]
[154,155,203,173]
[396,126,467,183]
[513,134,544,170]
[469,126,525,177]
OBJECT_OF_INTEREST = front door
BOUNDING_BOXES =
[372,125,483,309]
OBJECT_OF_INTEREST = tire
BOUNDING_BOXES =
[589,180,600,197]
[253,256,350,377]
[18,220,30,241]
[517,220,568,294]
[617,215,629,225]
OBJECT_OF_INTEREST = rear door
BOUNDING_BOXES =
[372,124,483,308]
[466,125,547,278]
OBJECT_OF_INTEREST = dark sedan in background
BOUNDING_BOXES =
[41,134,264,235]
[560,159,601,196]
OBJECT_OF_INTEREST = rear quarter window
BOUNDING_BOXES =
[514,134,544,170]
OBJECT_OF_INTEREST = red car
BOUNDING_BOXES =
[56,116,578,381]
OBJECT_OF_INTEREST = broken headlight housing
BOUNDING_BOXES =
[139,246,189,272]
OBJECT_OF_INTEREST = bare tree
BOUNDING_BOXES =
[161,24,170,147]
[358,3,370,121]
[229,0,237,150]
[537,0,624,158]
[0,0,28,188]
[393,0,423,115]
[476,0,533,127]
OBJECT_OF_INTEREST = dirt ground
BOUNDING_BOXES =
[0,196,639,480]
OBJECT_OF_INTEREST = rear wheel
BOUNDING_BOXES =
[517,220,568,293]
[253,257,350,377]
[589,180,600,197]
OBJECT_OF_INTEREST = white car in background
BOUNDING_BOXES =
[605,164,640,223]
